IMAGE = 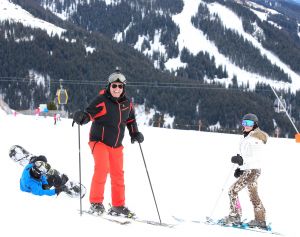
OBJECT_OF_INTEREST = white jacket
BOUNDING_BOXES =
[238,128,268,170]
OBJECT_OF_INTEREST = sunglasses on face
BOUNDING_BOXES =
[111,84,124,89]
[242,119,255,127]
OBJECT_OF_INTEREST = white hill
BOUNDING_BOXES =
[0,109,299,237]
[0,0,65,36]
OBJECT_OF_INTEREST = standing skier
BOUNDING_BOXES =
[223,113,268,229]
[20,155,69,196]
[72,68,144,217]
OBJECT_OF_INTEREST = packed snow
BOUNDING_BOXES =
[0,108,299,237]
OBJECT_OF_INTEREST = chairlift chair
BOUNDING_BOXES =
[273,96,286,113]
[56,88,68,105]
[56,79,68,105]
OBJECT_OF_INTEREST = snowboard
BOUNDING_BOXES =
[9,145,86,199]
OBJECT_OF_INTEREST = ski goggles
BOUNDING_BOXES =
[108,72,127,84]
[34,161,50,174]
[111,84,124,89]
[242,119,255,127]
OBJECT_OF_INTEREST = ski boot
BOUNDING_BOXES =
[89,203,105,215]
[108,206,135,218]
[247,220,267,230]
[219,214,242,226]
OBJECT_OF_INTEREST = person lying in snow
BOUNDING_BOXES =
[20,155,69,196]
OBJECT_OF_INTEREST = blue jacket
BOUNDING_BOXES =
[20,164,56,196]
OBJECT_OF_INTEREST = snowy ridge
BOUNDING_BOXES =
[41,0,119,20]
[165,0,300,92]
[0,0,65,36]
[205,1,300,92]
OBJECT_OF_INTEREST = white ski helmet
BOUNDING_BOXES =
[108,67,126,84]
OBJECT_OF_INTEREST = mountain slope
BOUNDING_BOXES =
[1,0,300,137]
[37,0,300,91]
[1,0,65,36]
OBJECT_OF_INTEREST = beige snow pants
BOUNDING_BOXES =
[228,169,266,222]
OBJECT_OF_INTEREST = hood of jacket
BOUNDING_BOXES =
[250,128,268,144]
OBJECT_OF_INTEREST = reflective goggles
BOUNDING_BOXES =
[242,119,255,127]
[111,84,124,89]
[108,72,126,84]
[34,161,49,174]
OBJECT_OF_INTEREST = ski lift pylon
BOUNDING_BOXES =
[56,79,68,105]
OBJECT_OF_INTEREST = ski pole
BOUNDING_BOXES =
[138,142,162,224]
[78,124,83,216]
[209,164,235,218]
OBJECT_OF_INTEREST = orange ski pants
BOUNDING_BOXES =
[89,141,125,206]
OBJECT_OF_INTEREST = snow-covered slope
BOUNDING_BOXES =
[166,0,300,92]
[0,108,299,237]
[0,0,65,36]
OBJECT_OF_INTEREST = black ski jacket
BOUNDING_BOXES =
[85,89,139,148]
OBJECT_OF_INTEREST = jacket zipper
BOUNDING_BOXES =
[114,102,121,147]
[101,126,105,141]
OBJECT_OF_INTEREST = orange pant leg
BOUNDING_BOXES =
[108,146,125,206]
[89,142,109,204]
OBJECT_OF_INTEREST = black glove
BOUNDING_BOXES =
[55,185,68,196]
[47,174,61,187]
[72,110,90,126]
[131,132,144,144]
[234,168,244,178]
[231,154,243,166]
[48,174,69,188]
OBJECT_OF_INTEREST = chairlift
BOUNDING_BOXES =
[273,95,286,113]
[56,79,68,105]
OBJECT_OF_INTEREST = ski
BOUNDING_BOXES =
[105,203,176,228]
[79,210,131,225]
[105,212,176,228]
[130,217,176,228]
[205,217,283,235]
[172,216,283,236]
[80,210,175,227]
